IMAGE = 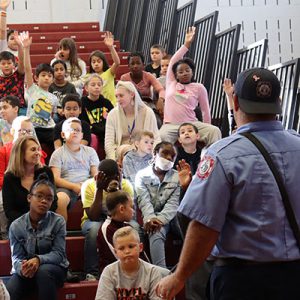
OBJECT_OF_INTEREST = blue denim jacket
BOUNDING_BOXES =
[9,211,69,275]
[135,165,180,224]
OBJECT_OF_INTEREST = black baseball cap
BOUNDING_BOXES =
[234,68,282,114]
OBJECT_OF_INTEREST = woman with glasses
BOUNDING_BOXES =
[5,173,68,300]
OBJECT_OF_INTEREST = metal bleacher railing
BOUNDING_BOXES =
[268,58,300,131]
[104,0,300,135]
[204,25,241,134]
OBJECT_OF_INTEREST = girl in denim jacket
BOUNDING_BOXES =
[135,141,182,268]
[6,173,68,300]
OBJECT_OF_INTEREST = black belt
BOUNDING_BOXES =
[215,257,300,267]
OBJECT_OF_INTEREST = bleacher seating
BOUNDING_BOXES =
[0,237,98,299]
[8,21,129,80]
[1,20,186,300]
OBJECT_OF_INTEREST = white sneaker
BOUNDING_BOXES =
[85,273,97,281]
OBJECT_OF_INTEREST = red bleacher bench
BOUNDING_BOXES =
[30,52,129,67]
[8,22,100,33]
[29,41,120,55]
[30,31,106,43]
[0,236,85,276]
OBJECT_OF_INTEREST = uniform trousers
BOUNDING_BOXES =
[210,260,300,300]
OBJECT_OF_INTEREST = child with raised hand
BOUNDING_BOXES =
[95,226,168,300]
[145,44,165,78]
[0,25,26,113]
[87,31,120,106]
[159,27,221,147]
[80,73,114,159]
[5,173,68,300]
[135,141,181,268]
[122,130,154,188]
[51,38,86,96]
[21,31,58,154]
[97,179,135,274]
[49,59,77,122]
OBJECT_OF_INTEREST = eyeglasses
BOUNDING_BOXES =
[31,193,54,202]
[65,128,82,133]
[18,129,33,135]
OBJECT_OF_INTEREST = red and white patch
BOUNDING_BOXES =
[196,155,215,179]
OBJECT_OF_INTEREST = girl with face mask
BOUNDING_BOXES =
[135,141,182,268]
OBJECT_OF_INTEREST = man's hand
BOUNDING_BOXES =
[156,273,185,300]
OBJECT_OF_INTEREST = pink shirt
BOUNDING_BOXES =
[120,71,165,99]
[164,45,211,124]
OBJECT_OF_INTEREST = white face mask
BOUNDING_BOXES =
[155,156,174,171]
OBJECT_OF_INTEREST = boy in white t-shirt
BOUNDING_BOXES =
[49,117,99,221]
[95,226,169,300]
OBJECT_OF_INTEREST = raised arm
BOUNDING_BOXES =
[18,31,33,87]
[166,26,196,84]
[104,31,120,76]
[14,31,24,74]
[0,0,10,43]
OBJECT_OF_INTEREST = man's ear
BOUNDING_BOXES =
[34,75,39,82]
[139,242,143,253]
[61,131,65,140]
[27,194,32,204]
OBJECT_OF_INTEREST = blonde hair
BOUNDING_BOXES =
[113,226,140,246]
[11,116,35,143]
[6,136,42,177]
[84,73,103,86]
[132,130,154,142]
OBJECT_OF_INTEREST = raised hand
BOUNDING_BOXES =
[223,78,234,110]
[17,31,32,48]
[0,0,11,11]
[184,26,196,48]
[223,78,234,97]
[104,31,114,49]
[176,159,192,190]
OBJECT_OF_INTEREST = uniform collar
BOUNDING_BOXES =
[237,120,283,134]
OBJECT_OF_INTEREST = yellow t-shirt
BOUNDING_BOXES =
[100,69,117,106]
[81,178,134,227]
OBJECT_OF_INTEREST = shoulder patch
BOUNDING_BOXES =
[196,155,215,179]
